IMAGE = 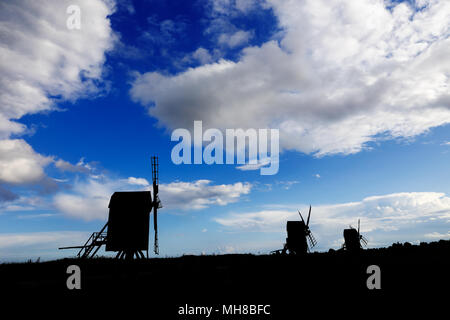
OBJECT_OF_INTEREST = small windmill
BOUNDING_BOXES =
[273,205,317,255]
[342,219,368,252]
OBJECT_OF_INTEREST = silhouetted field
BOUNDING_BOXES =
[1,240,449,316]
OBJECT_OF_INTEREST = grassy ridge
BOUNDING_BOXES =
[1,240,448,315]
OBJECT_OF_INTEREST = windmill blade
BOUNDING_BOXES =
[151,156,160,255]
[305,227,311,236]
[309,231,317,246]
[361,235,368,246]
[358,219,360,235]
[306,205,311,226]
[298,210,305,223]
[307,233,317,248]
[154,206,159,254]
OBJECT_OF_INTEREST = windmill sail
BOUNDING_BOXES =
[151,156,161,255]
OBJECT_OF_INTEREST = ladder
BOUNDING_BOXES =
[76,223,108,258]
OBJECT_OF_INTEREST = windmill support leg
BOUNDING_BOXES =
[89,244,103,258]
[126,250,134,260]
[115,250,147,260]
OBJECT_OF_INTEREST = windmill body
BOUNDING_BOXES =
[342,219,368,253]
[285,221,309,254]
[343,228,362,252]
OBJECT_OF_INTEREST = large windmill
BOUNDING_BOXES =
[273,205,317,255]
[59,156,162,259]
[342,219,368,253]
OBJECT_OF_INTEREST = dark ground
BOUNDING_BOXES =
[1,240,449,317]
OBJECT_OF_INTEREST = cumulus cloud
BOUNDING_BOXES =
[0,0,116,190]
[53,177,116,220]
[0,139,53,184]
[161,179,251,210]
[0,0,116,138]
[214,192,450,249]
[131,0,450,157]
[126,177,150,186]
[53,177,251,220]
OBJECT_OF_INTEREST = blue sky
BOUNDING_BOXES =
[0,0,450,261]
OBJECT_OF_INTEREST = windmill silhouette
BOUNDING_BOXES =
[59,156,162,259]
[342,219,368,253]
[272,205,317,255]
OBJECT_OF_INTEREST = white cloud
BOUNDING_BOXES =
[192,47,214,64]
[214,192,450,249]
[53,177,116,220]
[54,158,91,173]
[0,231,87,249]
[235,0,258,13]
[53,177,252,220]
[131,0,450,157]
[126,177,150,186]
[0,0,116,139]
[0,0,116,189]
[424,231,450,239]
[0,231,91,261]
[0,139,53,184]
[161,179,251,210]
[16,213,57,219]
[0,195,46,213]
[209,0,259,15]
[218,30,252,47]
[215,209,293,229]
[235,158,271,171]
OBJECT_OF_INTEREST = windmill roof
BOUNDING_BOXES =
[108,191,152,210]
